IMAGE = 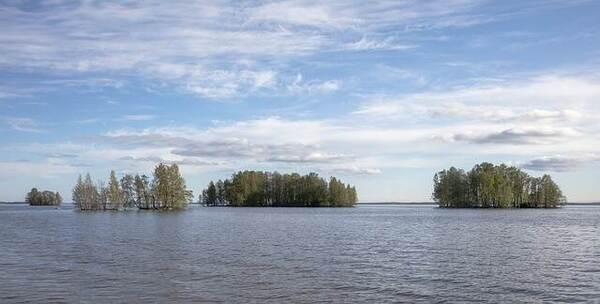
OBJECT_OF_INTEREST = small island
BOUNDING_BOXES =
[433,162,565,208]
[201,171,358,207]
[25,188,62,206]
[72,163,192,211]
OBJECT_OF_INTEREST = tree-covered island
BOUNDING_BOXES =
[25,188,62,206]
[72,163,192,211]
[201,171,358,207]
[433,162,565,208]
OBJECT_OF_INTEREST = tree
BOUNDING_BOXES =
[72,175,84,209]
[83,174,101,210]
[25,188,39,205]
[152,163,189,210]
[107,170,123,210]
[433,162,565,208]
[73,163,192,211]
[216,180,225,206]
[98,181,108,211]
[72,173,102,210]
[134,174,152,209]
[206,181,217,206]
[120,174,135,209]
[72,173,110,210]
[26,188,62,206]
[201,171,358,207]
[55,192,63,205]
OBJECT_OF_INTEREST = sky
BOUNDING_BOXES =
[1,0,600,203]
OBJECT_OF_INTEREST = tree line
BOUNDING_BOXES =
[72,163,192,211]
[201,171,358,207]
[433,162,566,208]
[25,188,62,206]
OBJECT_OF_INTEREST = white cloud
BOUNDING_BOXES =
[0,89,18,99]
[0,0,494,98]
[521,154,600,172]
[266,152,350,164]
[2,117,42,132]
[105,123,349,166]
[356,75,600,119]
[122,114,155,121]
[182,69,278,98]
[97,113,598,175]
[248,1,356,29]
[331,166,382,175]
[246,0,489,31]
[42,78,124,89]
[449,126,581,145]
[73,118,101,124]
[0,160,76,178]
[99,117,387,174]
[343,36,417,51]
[118,156,227,167]
[287,74,341,94]
[5,106,598,179]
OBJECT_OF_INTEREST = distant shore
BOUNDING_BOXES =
[357,202,436,205]
[357,202,600,206]
[3,201,600,206]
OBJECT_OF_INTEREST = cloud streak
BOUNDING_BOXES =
[2,117,42,132]
[521,155,600,172]
[122,114,156,121]
[0,0,492,98]
[356,76,600,120]
[452,127,580,145]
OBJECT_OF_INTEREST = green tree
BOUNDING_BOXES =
[72,175,84,209]
[120,174,135,209]
[152,163,189,209]
[107,170,123,210]
[26,188,62,206]
[25,188,39,205]
[206,181,217,206]
[134,174,152,209]
[216,180,225,206]
[433,163,565,208]
[201,171,357,207]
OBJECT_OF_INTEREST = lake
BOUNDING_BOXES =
[1,204,599,303]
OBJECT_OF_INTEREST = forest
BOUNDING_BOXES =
[201,171,358,207]
[72,163,192,210]
[25,188,62,206]
[433,162,565,208]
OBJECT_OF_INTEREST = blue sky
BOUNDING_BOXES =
[1,0,600,202]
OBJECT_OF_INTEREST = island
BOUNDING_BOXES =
[433,162,565,208]
[72,163,192,211]
[25,188,62,206]
[200,171,358,207]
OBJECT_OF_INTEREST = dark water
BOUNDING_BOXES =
[1,204,599,303]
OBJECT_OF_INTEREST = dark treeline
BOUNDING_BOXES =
[25,188,62,206]
[72,163,192,211]
[201,171,358,207]
[433,162,566,208]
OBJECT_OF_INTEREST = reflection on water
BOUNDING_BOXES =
[1,204,599,303]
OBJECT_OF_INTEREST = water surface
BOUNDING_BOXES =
[1,204,599,303]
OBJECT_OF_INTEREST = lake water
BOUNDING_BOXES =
[1,204,599,303]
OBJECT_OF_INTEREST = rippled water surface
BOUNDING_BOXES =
[1,204,599,303]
